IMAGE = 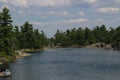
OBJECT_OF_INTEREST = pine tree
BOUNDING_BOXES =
[20,21,34,49]
[0,7,14,55]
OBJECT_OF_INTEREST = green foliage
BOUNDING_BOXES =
[111,26,120,49]
[53,25,120,49]
[14,22,48,49]
[0,7,12,26]
[0,7,48,60]
[20,21,34,48]
[0,6,120,61]
[0,7,14,55]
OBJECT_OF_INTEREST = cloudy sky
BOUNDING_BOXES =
[0,0,120,37]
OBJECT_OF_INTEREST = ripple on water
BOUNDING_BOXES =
[7,48,120,80]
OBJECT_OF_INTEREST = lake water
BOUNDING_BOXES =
[0,48,120,80]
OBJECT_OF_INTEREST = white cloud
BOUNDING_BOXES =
[62,11,70,16]
[0,0,7,3]
[97,7,120,14]
[28,0,71,7]
[58,18,88,24]
[17,10,25,15]
[116,0,120,2]
[11,0,28,7]
[16,10,70,17]
[47,11,55,15]
[1,0,71,8]
[46,11,70,16]
[31,21,45,26]
[0,0,100,8]
[78,11,85,16]
[84,0,97,4]
[0,0,28,7]
[32,18,88,26]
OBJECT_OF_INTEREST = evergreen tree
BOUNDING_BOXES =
[32,29,41,49]
[76,28,85,45]
[0,7,12,26]
[20,21,34,49]
[0,7,14,55]
[112,26,120,49]
[40,31,48,48]
[13,25,21,49]
[84,27,91,45]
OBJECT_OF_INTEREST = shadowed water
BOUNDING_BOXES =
[0,48,120,80]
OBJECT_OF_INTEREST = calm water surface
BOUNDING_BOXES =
[1,48,120,80]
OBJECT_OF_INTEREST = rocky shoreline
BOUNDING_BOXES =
[84,43,113,49]
[53,43,113,50]
[0,44,114,69]
[16,51,32,59]
[0,49,44,64]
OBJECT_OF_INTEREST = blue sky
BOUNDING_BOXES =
[0,0,120,37]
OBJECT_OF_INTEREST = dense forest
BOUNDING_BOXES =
[0,7,120,59]
[0,7,48,58]
[52,25,120,49]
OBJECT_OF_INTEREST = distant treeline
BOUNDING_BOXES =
[0,7,48,57]
[0,7,120,58]
[52,25,120,49]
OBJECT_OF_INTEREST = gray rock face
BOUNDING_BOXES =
[84,43,113,49]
